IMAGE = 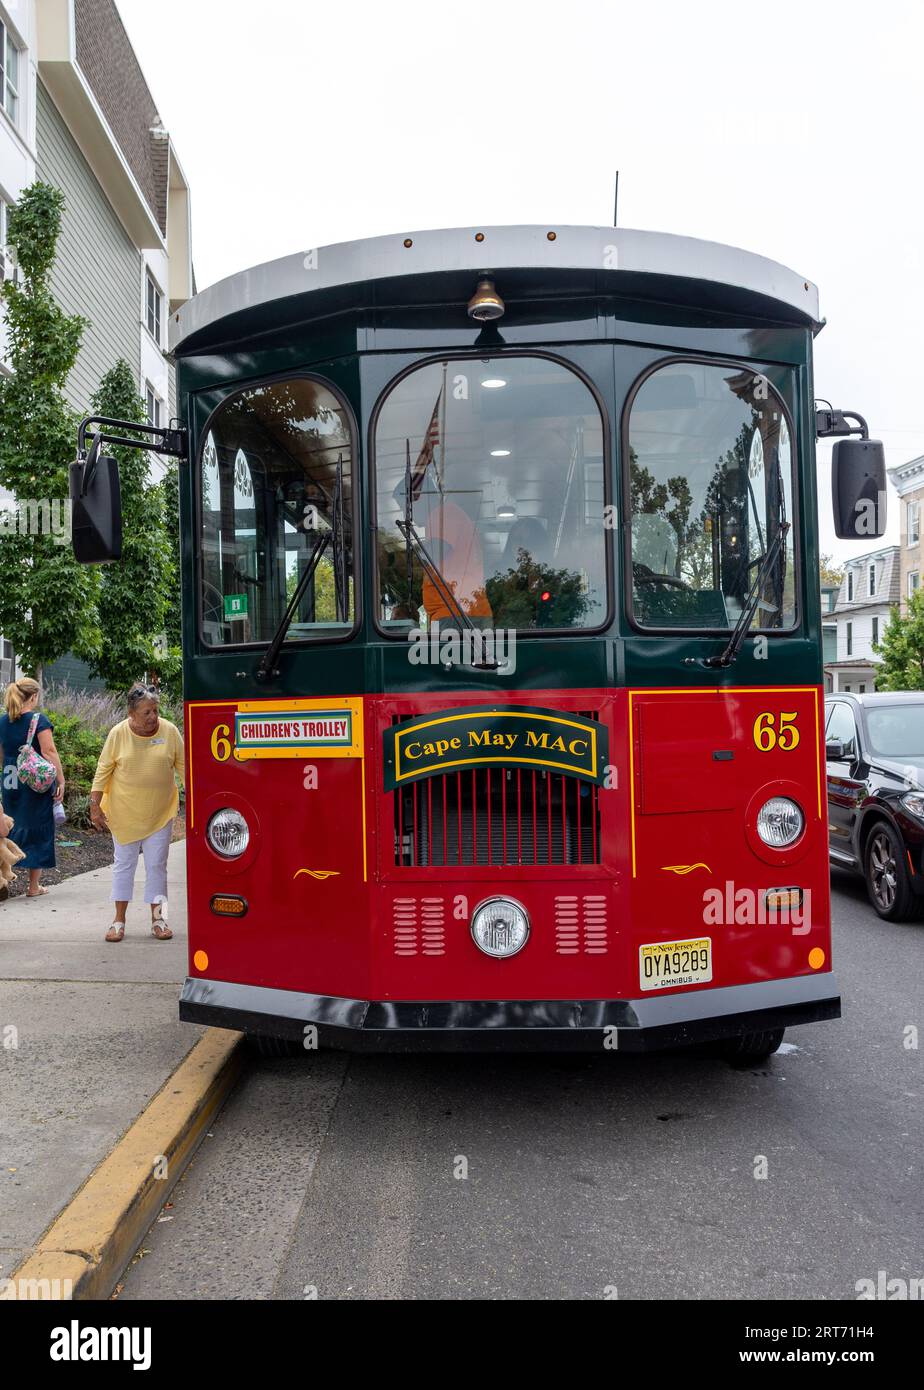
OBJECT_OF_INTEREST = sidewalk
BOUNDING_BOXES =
[0,842,204,1286]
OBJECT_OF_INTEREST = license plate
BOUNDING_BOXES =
[639,937,712,991]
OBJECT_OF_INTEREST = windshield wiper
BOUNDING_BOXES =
[702,522,789,669]
[395,517,475,633]
[255,531,330,682]
[395,518,499,671]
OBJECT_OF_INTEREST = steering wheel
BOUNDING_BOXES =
[202,580,226,627]
[633,562,692,592]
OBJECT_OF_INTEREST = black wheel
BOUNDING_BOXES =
[246,1033,305,1058]
[720,1028,785,1067]
[863,822,921,921]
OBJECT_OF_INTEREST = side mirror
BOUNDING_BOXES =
[825,739,846,761]
[832,438,886,540]
[68,451,122,563]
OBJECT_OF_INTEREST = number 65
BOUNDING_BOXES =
[753,711,800,751]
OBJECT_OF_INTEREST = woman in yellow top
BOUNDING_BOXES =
[90,684,184,942]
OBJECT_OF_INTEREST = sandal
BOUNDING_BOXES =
[151,903,173,941]
[106,923,125,942]
[26,886,48,898]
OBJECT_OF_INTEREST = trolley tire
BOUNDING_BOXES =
[721,1028,785,1067]
[247,1033,305,1059]
[863,821,923,922]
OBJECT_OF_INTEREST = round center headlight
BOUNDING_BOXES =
[470,896,530,958]
[756,796,804,848]
[206,808,250,859]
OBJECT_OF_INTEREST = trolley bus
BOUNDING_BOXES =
[72,224,886,1062]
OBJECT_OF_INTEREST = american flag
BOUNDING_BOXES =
[409,388,442,501]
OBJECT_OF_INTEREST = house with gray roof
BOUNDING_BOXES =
[824,544,900,693]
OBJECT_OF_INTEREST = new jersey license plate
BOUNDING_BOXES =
[639,937,712,991]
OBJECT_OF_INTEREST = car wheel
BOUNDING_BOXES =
[864,822,922,921]
[720,1028,785,1067]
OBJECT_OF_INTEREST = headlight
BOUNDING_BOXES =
[206,808,250,859]
[756,796,804,848]
[901,792,924,821]
[470,896,530,958]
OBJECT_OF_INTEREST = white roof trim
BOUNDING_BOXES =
[170,224,819,350]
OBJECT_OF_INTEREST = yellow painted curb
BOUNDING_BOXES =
[1,1028,244,1301]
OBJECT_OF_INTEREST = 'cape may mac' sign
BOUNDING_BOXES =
[383,706,607,790]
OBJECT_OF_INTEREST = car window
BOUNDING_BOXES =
[865,705,924,757]
[826,703,858,758]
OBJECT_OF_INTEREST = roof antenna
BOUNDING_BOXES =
[613,171,619,227]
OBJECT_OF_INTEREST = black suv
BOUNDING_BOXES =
[825,692,924,920]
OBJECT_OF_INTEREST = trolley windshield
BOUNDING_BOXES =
[627,361,797,631]
[374,356,608,633]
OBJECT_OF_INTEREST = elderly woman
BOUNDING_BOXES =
[0,677,65,897]
[90,684,184,942]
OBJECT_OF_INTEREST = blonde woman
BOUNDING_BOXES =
[0,678,65,897]
[90,684,184,941]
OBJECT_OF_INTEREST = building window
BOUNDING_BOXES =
[847,570,854,602]
[909,500,920,546]
[0,17,18,124]
[145,270,163,344]
[872,616,879,646]
[868,564,876,597]
[859,684,866,694]
[910,571,920,598]
[846,621,852,656]
[145,382,162,429]
[0,196,17,283]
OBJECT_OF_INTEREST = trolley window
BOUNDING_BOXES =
[627,361,797,631]
[374,356,607,633]
[198,377,354,646]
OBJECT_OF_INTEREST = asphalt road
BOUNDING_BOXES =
[116,870,923,1301]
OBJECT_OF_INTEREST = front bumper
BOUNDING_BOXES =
[180,972,840,1053]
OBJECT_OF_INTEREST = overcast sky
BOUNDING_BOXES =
[117,0,924,563]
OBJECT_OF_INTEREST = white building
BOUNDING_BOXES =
[1,0,194,685]
[824,544,900,693]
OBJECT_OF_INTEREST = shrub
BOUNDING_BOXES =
[44,683,123,737]
[67,794,93,829]
[43,710,106,808]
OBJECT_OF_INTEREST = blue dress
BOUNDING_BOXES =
[0,711,56,869]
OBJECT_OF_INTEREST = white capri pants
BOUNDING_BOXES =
[111,820,174,903]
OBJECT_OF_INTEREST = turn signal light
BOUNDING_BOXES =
[210,894,248,918]
[765,887,803,912]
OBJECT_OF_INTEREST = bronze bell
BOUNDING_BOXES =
[467,277,505,322]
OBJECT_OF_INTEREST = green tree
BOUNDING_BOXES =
[0,182,100,681]
[486,550,590,628]
[874,595,924,690]
[159,461,182,649]
[87,360,176,692]
[819,554,845,587]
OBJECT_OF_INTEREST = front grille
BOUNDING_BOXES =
[392,736,602,867]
